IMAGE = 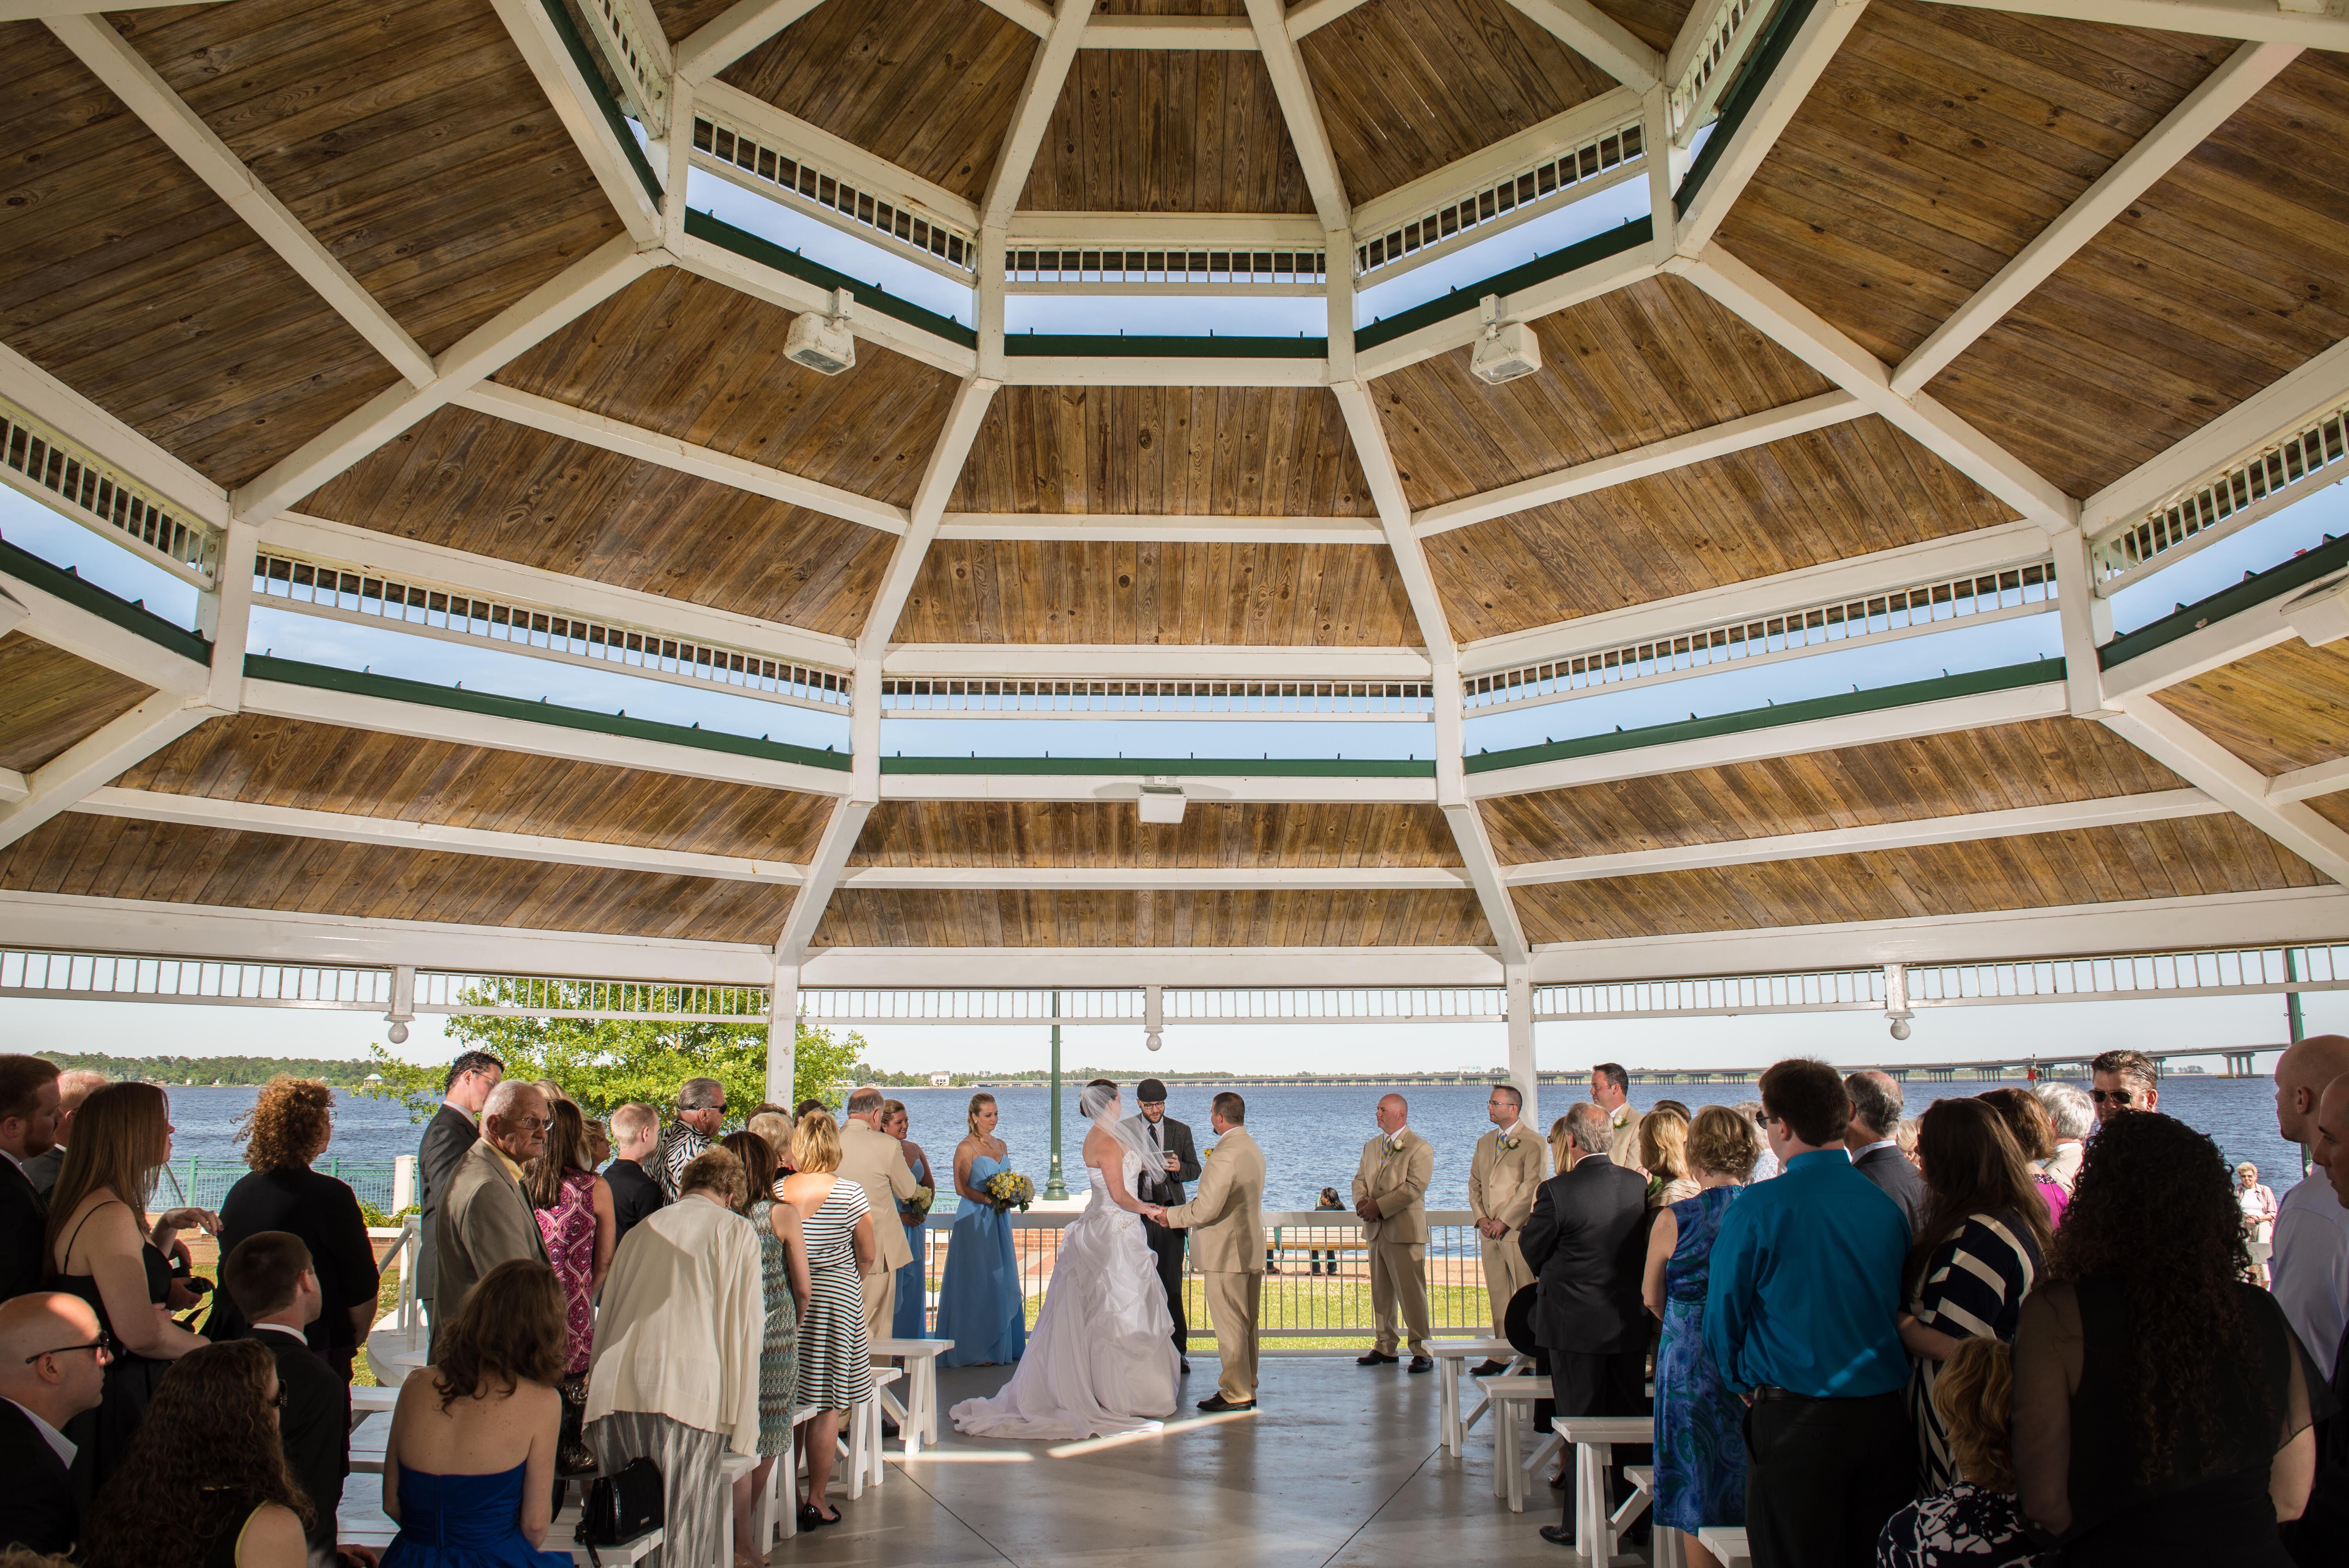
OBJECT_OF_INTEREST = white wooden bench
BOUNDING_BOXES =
[1482,1376,1548,1513]
[1699,1525,1752,1568]
[350,1383,398,1417]
[870,1335,954,1458]
[1553,1414,1655,1562]
[1427,1337,1520,1456]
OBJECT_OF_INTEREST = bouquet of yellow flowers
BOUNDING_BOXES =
[982,1169,1035,1213]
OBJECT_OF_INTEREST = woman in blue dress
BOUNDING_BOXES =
[935,1093,1027,1367]
[884,1100,933,1339]
[1641,1104,1762,1568]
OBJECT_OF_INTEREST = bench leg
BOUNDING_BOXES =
[1440,1364,1461,1456]
[922,1359,940,1445]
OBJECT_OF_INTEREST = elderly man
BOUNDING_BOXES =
[1845,1070,1925,1235]
[416,1049,501,1338]
[657,1077,727,1200]
[1468,1082,1546,1371]
[1353,1092,1436,1371]
[2034,1082,2094,1193]
[839,1086,925,1356]
[2274,1036,2349,1380]
[0,1055,61,1305]
[432,1080,551,1350]
[1591,1063,1640,1167]
[0,1290,107,1554]
[21,1068,103,1200]
[2090,1047,2160,1124]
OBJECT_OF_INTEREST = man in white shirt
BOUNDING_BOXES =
[0,1290,106,1555]
[2272,1035,2349,1377]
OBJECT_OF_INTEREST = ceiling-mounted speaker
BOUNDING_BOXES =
[784,287,857,375]
[1470,292,1540,385]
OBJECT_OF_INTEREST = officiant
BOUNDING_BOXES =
[1127,1079,1202,1370]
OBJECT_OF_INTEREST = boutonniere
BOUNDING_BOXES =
[1385,1133,1406,1154]
[1497,1134,1521,1151]
[1204,1143,1218,1158]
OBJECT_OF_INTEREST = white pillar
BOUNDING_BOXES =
[390,1154,415,1213]
[1506,963,1538,1135]
[766,960,799,1106]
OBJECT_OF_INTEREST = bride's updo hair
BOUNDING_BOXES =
[1078,1079,1119,1121]
[966,1092,996,1135]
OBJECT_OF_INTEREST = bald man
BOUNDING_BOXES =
[2274,1036,2349,1379]
[1353,1093,1435,1370]
[0,1291,107,1554]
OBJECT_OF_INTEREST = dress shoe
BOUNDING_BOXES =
[1538,1525,1574,1548]
[1197,1393,1256,1412]
[1470,1359,1509,1377]
[1356,1351,1399,1366]
[1406,1356,1434,1374]
[798,1503,838,1530]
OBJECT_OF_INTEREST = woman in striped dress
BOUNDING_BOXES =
[722,1131,809,1562]
[778,1113,875,1529]
[1898,1097,2052,1491]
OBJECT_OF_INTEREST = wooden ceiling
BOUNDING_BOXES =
[812,887,1494,946]
[852,800,1463,867]
[2151,640,2349,777]
[1022,47,1315,212]
[0,634,153,776]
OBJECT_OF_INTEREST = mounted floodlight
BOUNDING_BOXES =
[1470,293,1540,385]
[1137,778,1186,825]
[1885,961,1914,1043]
[784,287,857,375]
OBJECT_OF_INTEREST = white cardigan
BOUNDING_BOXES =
[583,1191,764,1453]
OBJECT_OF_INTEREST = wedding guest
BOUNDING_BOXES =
[779,1115,875,1527]
[1546,1117,1576,1183]
[1469,1083,1546,1369]
[1645,1105,1760,1568]
[2012,1111,2318,1564]
[2287,1071,2349,1567]
[1895,1118,1922,1167]
[524,1099,611,1476]
[2034,1083,2093,1194]
[1353,1094,1435,1372]
[434,1082,551,1342]
[1592,1065,1640,1166]
[0,1292,106,1555]
[1978,1087,2071,1228]
[882,1101,932,1341]
[602,1103,665,1247]
[79,1340,309,1568]
[749,1111,796,1176]
[0,1057,61,1304]
[205,1078,380,1380]
[1846,1071,1927,1235]
[1898,1098,2050,1493]
[1641,1107,1700,1208]
[417,1052,501,1345]
[937,1094,1024,1368]
[584,1118,610,1171]
[1738,1103,1780,1181]
[587,1149,763,1567]
[1129,1080,1201,1370]
[46,1082,214,1490]
[381,1260,570,1568]
[838,1089,923,1358]
[2088,1048,2159,1124]
[1706,1060,1913,1568]
[1875,1338,2045,1568]
[1523,1102,1651,1548]
[722,1131,810,1563]
[656,1078,726,1200]
[21,1070,102,1202]
[794,1099,827,1120]
[219,1232,349,1561]
[2272,1035,2349,1379]
[1310,1187,1345,1275]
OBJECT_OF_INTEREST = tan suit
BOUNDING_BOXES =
[1607,1103,1642,1169]
[1469,1126,1549,1336]
[431,1139,549,1355]
[1163,1124,1266,1403]
[838,1118,923,1349]
[1352,1128,1435,1356]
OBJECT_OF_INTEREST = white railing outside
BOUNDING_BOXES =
[2091,396,2349,592]
[877,676,1433,719]
[1669,0,1775,146]
[692,113,978,279]
[1354,119,1644,281]
[575,0,670,135]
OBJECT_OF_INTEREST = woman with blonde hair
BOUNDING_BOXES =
[936,1092,1023,1367]
[1641,1107,1699,1208]
[779,1114,875,1525]
[1875,1337,2044,1566]
[523,1099,613,1475]
[46,1082,214,1489]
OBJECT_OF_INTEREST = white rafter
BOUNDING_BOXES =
[1498,0,1664,91]
[775,673,878,961]
[0,556,210,696]
[672,0,826,83]
[2270,755,2349,807]
[1673,0,1870,257]
[860,378,1001,661]
[937,513,1383,544]
[1086,15,1256,47]
[695,80,983,232]
[973,0,1053,37]
[880,643,1433,681]
[1919,0,2349,50]
[835,865,1474,891]
[0,335,228,539]
[1285,0,1375,37]
[486,0,663,243]
[1009,212,1326,246]
[666,230,977,378]
[1891,40,2301,397]
[0,693,213,850]
[1245,0,1351,231]
[2101,697,2349,886]
[984,0,1088,230]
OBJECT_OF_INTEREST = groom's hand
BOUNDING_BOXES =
[1356,1197,1381,1222]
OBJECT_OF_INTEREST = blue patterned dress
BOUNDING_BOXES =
[934,1153,1027,1367]
[1655,1184,1746,1532]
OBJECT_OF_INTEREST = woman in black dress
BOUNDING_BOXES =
[205,1078,381,1381]
[2011,1110,2329,1565]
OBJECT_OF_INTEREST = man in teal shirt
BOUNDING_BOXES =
[1705,1058,1914,1568]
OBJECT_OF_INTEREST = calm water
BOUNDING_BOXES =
[150,1074,2308,1212]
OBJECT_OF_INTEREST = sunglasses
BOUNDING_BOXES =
[24,1331,114,1365]
[2089,1089,2139,1105]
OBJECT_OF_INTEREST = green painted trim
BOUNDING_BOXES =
[0,536,211,663]
[1005,335,1328,360]
[536,0,663,205]
[242,654,854,772]
[682,209,980,349]
[1675,0,1817,219]
[2100,529,2349,670]
[1462,659,2066,775]
[1352,219,1654,351]
[878,754,1437,779]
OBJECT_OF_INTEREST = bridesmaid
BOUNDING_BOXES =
[934,1094,1025,1368]
[882,1101,930,1340]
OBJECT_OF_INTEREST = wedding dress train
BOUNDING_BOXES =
[948,1147,1180,1439]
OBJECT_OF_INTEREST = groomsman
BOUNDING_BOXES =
[1468,1082,1547,1373]
[1129,1079,1201,1371]
[1353,1093,1435,1372]
[1160,1092,1264,1412]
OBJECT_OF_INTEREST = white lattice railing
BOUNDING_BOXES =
[575,0,670,135]
[1536,968,1885,1020]
[410,972,771,1019]
[1003,247,1329,294]
[1462,561,2056,712]
[252,551,854,713]
[877,677,1435,720]
[0,397,217,585]
[2091,397,2349,592]
[1669,0,1777,146]
[1354,117,1646,279]
[0,948,391,1008]
[691,113,978,278]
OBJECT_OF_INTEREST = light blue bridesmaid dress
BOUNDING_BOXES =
[933,1153,1027,1367]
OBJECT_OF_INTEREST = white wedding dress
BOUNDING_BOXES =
[949,1147,1181,1439]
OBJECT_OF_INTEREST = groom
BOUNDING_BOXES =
[1158,1092,1265,1412]
[1127,1078,1201,1370]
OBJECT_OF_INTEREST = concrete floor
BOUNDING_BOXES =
[767,1356,1601,1568]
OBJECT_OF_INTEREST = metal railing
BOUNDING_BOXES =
[154,1157,402,1215]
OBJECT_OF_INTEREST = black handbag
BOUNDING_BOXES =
[575,1456,663,1559]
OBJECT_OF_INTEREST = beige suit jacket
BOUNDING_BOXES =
[433,1138,550,1331]
[1608,1104,1642,1169]
[1163,1126,1265,1274]
[1352,1128,1435,1245]
[1469,1127,1548,1232]
[838,1119,922,1272]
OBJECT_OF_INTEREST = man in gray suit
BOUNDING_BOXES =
[431,1080,548,1351]
[416,1051,502,1341]
[1845,1070,1926,1236]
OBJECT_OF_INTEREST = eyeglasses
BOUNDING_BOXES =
[24,1332,114,1365]
[506,1115,551,1131]
[2089,1089,2138,1106]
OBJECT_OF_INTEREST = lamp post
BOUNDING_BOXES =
[1044,989,1068,1200]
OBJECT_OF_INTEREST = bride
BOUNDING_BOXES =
[950,1079,1181,1439]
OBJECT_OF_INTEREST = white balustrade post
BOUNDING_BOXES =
[390,1153,415,1213]
[1506,963,1538,1134]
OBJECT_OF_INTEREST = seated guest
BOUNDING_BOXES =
[1899,1098,2051,1493]
[0,1057,61,1304]
[381,1260,570,1567]
[586,1148,764,1566]
[602,1103,666,1247]
[1640,1107,1699,1208]
[1706,1060,1914,1568]
[80,1339,310,1568]
[1978,1087,2071,1228]
[1877,1337,2046,1567]
[2032,1083,2093,1194]
[2013,1111,2321,1565]
[1846,1071,1927,1234]
[220,1232,350,1562]
[0,1292,107,1554]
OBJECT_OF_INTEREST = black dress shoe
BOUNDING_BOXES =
[799,1503,838,1530]
[1470,1359,1509,1377]
[1406,1356,1434,1374]
[1538,1525,1574,1548]
[1356,1351,1399,1366]
[1196,1394,1256,1412]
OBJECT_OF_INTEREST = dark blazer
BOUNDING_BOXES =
[204,1167,381,1358]
[21,1145,62,1200]
[0,1154,46,1304]
[2283,1319,2349,1568]
[604,1157,665,1247]
[415,1103,478,1303]
[244,1326,347,1551]
[1851,1141,1928,1238]
[0,1395,78,1554]
[1128,1114,1202,1205]
[1517,1153,1651,1356]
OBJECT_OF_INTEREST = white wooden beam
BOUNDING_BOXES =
[880,642,1432,680]
[999,354,1328,387]
[878,771,1439,806]
[2094,568,2305,703]
[665,226,978,379]
[1502,787,2222,884]
[0,693,212,850]
[1245,0,1352,231]
[1353,244,1657,380]
[1891,41,2300,397]
[1008,212,1326,246]
[1497,0,1664,92]
[1285,0,1376,37]
[1415,390,1863,538]
[2269,755,2349,806]
[1919,0,2349,50]
[1672,0,1869,257]
[1349,89,1642,238]
[0,556,211,695]
[486,0,664,244]
[673,0,825,83]
[201,519,257,713]
[858,378,1000,660]
[696,81,982,233]
[937,513,1383,544]
[835,865,1474,891]
[2102,696,2349,885]
[0,769,25,806]
[2048,526,2114,717]
[983,0,1088,230]
[0,333,229,535]
[1085,15,1256,47]
[973,0,1053,37]
[775,670,879,960]
[231,237,660,525]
